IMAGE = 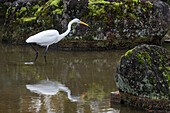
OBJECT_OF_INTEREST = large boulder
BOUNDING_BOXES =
[115,44,170,111]
[1,0,170,49]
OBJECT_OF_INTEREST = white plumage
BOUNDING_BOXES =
[26,18,88,63]
[26,30,60,46]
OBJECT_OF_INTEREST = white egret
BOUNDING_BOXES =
[26,18,88,63]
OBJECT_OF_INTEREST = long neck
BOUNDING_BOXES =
[59,20,74,39]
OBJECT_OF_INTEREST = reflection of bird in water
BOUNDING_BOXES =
[26,18,88,63]
[26,80,81,102]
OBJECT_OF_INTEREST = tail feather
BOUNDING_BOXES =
[26,36,31,43]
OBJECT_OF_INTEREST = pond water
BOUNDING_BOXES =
[0,42,169,113]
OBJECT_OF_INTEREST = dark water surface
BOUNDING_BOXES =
[0,42,169,113]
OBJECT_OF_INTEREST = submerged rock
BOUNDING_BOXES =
[1,0,170,49]
[114,44,170,111]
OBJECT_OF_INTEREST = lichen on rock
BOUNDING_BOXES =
[115,44,170,100]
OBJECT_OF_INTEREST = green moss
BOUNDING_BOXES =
[125,47,152,68]
[88,0,123,22]
[146,46,151,50]
[50,0,61,6]
[53,9,63,15]
[20,7,27,14]
[125,47,136,58]
[162,70,170,85]
[139,1,153,12]
[125,50,133,58]
[32,5,40,10]
[21,17,37,22]
[34,0,63,16]
[112,2,123,6]
[158,66,162,70]
[16,12,19,17]
[48,0,64,15]
[6,7,11,17]
[136,52,144,64]
[12,7,16,11]
[88,0,153,23]
[146,1,153,8]
[34,6,43,16]
[133,0,140,3]
[144,51,151,68]
[159,57,163,62]
[129,13,137,20]
[88,0,109,16]
[88,0,110,5]
[116,45,169,100]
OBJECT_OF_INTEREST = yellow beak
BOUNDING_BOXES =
[80,21,89,26]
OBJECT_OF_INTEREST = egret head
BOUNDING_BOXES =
[73,18,88,26]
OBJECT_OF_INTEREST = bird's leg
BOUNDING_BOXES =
[30,44,38,62]
[44,46,49,64]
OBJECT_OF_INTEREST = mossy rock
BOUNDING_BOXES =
[1,0,170,49]
[115,44,170,100]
